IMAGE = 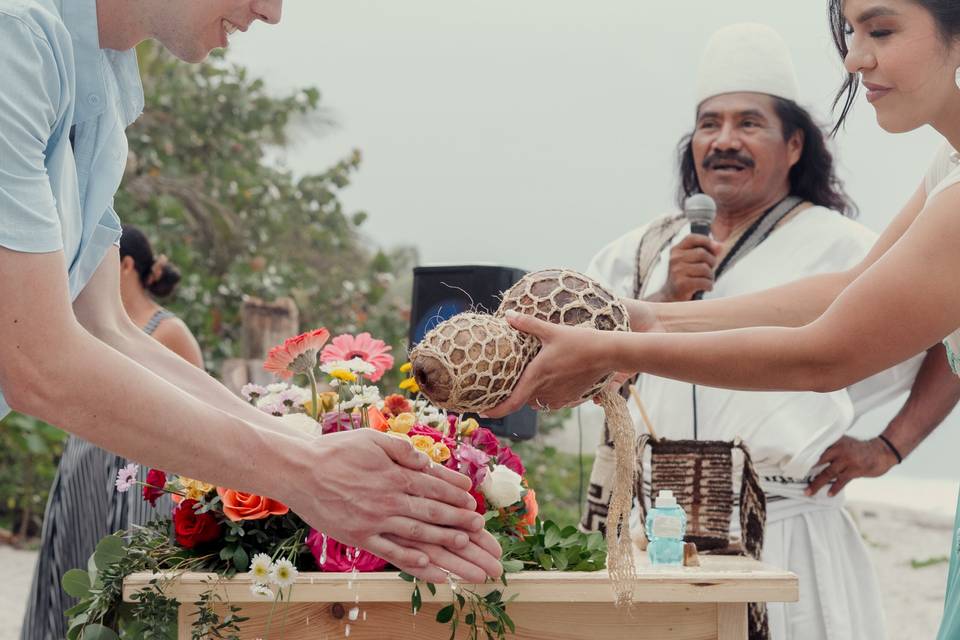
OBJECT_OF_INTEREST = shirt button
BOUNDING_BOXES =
[88,93,100,106]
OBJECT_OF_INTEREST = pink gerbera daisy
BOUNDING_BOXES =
[320,333,394,382]
[263,328,330,379]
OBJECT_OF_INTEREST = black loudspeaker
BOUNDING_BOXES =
[409,265,538,440]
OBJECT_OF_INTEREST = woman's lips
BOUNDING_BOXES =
[863,82,892,104]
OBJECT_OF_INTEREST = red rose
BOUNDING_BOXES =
[173,499,222,549]
[142,469,167,507]
[468,487,487,515]
[497,446,525,477]
[468,427,500,456]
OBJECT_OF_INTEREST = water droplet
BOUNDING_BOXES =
[348,606,359,621]
[344,623,351,637]
[319,533,328,565]
[363,611,367,621]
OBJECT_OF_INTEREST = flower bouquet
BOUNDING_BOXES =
[63,328,605,640]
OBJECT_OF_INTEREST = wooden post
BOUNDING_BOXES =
[717,602,748,640]
[220,296,299,394]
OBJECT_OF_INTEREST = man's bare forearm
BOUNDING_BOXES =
[105,320,313,441]
[12,322,296,497]
[879,345,960,459]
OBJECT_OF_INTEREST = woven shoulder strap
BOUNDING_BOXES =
[632,214,687,299]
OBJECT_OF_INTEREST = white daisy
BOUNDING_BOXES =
[250,583,274,599]
[249,553,272,584]
[114,463,139,493]
[269,558,298,588]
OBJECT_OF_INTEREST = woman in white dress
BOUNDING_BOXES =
[488,1,960,636]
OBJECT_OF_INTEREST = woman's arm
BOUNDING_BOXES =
[489,183,960,414]
[151,316,204,368]
[624,183,928,333]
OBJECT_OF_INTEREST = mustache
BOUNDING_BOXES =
[702,152,755,170]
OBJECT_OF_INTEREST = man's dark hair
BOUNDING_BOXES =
[676,97,857,217]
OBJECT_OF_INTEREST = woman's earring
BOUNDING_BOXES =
[955,66,960,90]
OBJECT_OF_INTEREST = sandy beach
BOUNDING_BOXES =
[2,477,956,640]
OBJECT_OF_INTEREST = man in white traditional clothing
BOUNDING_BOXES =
[583,23,960,640]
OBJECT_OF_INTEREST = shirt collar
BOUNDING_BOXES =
[59,0,144,127]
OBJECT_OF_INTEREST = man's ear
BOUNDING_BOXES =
[787,129,805,169]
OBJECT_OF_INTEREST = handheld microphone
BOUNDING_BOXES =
[683,194,717,300]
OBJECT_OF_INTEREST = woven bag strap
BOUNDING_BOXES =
[735,441,767,561]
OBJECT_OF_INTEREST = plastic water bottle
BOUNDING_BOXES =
[646,489,687,566]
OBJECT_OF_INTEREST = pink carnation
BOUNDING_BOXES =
[306,530,387,572]
[467,427,500,457]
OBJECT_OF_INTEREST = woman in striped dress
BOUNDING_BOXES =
[21,226,202,640]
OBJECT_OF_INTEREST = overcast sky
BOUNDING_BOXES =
[228,1,958,480]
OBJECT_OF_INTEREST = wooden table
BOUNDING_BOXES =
[124,555,797,639]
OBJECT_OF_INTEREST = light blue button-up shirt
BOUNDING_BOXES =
[0,0,144,417]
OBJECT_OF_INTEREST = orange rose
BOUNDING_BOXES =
[217,488,289,522]
[368,406,391,432]
[519,488,538,531]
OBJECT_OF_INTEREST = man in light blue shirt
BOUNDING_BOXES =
[1,1,501,636]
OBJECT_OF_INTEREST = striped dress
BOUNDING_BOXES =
[20,310,176,640]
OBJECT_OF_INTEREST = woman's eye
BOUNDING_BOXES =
[870,29,893,38]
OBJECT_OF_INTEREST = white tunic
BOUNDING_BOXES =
[587,206,924,640]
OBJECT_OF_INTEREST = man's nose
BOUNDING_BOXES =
[251,0,282,25]
[712,122,742,152]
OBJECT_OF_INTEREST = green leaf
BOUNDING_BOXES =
[398,572,415,583]
[465,612,475,626]
[93,535,126,570]
[544,524,561,548]
[436,604,455,623]
[551,549,569,571]
[232,545,249,572]
[426,582,437,596]
[537,553,553,570]
[501,559,524,573]
[62,569,92,598]
[80,624,120,640]
[411,585,422,612]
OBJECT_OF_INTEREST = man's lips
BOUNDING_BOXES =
[863,81,892,103]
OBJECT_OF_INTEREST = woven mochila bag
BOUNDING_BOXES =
[636,435,769,640]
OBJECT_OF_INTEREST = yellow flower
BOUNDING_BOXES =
[429,442,451,464]
[303,390,338,416]
[400,362,413,374]
[399,378,420,394]
[178,477,215,501]
[388,412,416,434]
[330,369,358,383]
[410,435,435,454]
[459,418,479,436]
[385,431,411,442]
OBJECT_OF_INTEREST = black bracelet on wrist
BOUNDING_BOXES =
[877,434,903,464]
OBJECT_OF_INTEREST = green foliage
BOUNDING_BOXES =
[512,441,594,528]
[116,42,414,372]
[499,519,606,573]
[0,412,66,539]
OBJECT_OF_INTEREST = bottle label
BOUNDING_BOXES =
[652,515,682,538]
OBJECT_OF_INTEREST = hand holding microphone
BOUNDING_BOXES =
[652,194,721,302]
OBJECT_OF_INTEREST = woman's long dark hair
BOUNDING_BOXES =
[677,97,857,217]
[119,224,182,298]
[829,0,960,134]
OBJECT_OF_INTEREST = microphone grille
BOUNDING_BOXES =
[683,194,717,223]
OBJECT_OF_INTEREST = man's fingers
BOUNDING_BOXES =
[376,431,431,471]
[397,493,485,531]
[388,536,503,584]
[829,473,855,497]
[805,466,835,496]
[364,535,429,572]
[382,515,472,548]
[402,467,477,510]
[469,528,502,560]
[815,445,839,467]
[676,247,719,268]
[423,461,473,493]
